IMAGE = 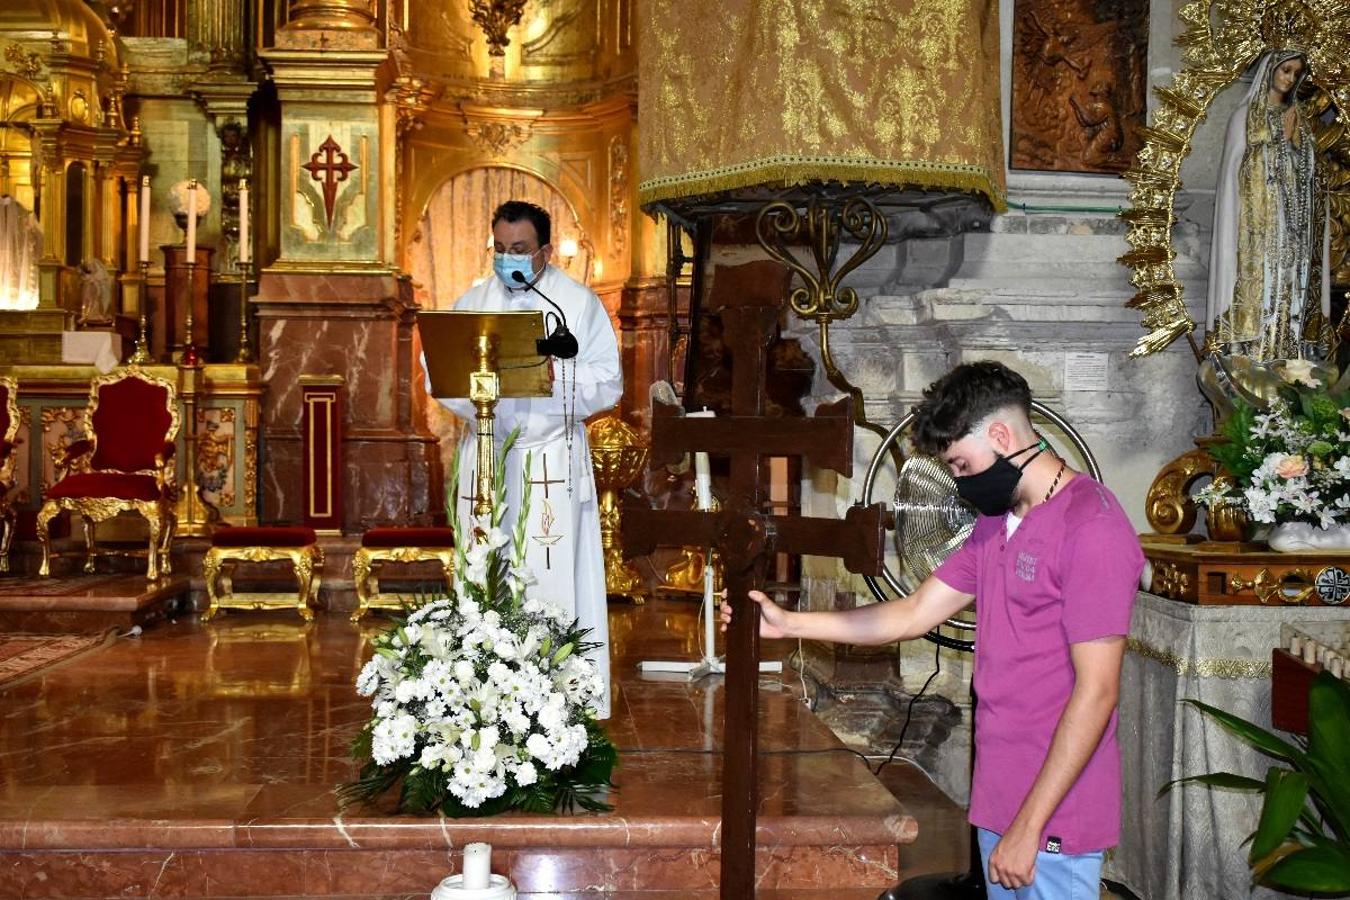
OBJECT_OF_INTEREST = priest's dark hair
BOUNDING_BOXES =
[911,361,1033,456]
[491,200,552,247]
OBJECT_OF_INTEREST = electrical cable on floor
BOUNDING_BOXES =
[872,636,942,777]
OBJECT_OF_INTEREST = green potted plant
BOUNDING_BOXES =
[1166,671,1350,894]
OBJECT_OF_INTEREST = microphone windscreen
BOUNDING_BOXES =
[511,270,526,282]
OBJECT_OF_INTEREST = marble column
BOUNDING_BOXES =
[252,1,440,530]
[253,272,440,529]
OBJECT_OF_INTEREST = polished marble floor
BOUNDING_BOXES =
[0,594,968,898]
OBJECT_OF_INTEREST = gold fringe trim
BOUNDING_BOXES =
[1127,636,1271,680]
[639,156,1008,213]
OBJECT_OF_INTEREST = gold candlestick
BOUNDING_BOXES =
[236,259,254,363]
[181,258,200,367]
[129,259,153,364]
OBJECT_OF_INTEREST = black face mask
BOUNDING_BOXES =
[953,439,1046,517]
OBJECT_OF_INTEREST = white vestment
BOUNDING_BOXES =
[435,264,622,720]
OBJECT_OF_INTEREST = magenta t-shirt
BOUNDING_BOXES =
[934,475,1144,854]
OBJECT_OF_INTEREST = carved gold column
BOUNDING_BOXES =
[588,414,649,602]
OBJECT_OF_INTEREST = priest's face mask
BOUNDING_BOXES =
[940,420,1045,517]
[492,218,553,289]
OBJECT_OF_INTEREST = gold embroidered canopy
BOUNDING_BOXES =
[637,0,1006,211]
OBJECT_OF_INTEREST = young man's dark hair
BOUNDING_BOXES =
[491,200,552,247]
[911,361,1033,457]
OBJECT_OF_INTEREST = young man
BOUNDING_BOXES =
[722,361,1143,898]
[432,200,622,719]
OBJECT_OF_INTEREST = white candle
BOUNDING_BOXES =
[461,842,491,890]
[138,176,151,263]
[237,179,250,264]
[184,180,197,259]
[688,409,715,511]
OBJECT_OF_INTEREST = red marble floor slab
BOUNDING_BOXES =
[0,600,923,896]
[0,574,187,632]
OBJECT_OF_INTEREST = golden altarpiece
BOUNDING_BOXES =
[0,0,659,563]
[1121,0,1350,608]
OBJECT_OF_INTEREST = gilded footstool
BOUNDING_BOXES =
[202,526,323,622]
[351,527,455,622]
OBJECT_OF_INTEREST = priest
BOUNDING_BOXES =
[434,200,622,720]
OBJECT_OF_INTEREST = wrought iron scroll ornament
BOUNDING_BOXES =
[1118,0,1350,359]
[754,197,890,440]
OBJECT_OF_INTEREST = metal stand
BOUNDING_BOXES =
[129,259,153,364]
[181,259,200,368]
[236,259,254,363]
[638,500,782,680]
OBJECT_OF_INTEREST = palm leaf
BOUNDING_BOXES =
[1250,767,1310,863]
[1160,771,1265,796]
[1260,843,1350,894]
[1182,699,1308,765]
[1307,673,1350,842]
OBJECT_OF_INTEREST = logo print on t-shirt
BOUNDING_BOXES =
[1015,550,1038,582]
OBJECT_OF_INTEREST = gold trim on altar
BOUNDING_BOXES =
[1127,637,1272,679]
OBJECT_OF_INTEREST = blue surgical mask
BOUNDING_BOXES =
[494,251,539,289]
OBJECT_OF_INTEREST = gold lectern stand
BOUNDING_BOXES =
[419,311,550,516]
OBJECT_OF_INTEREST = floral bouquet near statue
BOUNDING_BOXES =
[341,434,616,816]
[1197,379,1350,534]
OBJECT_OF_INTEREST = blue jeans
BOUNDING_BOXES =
[976,827,1104,900]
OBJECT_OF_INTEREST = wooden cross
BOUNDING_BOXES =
[623,267,886,899]
[301,135,357,228]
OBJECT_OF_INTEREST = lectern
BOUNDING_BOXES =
[419,310,551,516]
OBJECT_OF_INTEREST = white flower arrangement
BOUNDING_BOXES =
[167,180,213,217]
[342,432,615,816]
[1197,381,1350,530]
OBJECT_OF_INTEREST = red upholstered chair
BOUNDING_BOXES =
[351,526,455,621]
[38,367,179,581]
[0,376,19,573]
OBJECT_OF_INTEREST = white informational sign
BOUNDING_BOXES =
[1064,352,1110,392]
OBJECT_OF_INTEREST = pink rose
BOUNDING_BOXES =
[1276,455,1310,479]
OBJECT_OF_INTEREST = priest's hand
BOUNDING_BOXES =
[719,590,792,640]
[986,826,1038,890]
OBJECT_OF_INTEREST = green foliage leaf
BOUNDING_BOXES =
[1250,767,1310,863]
[1259,842,1350,894]
[1307,672,1350,842]
[1160,771,1265,797]
[1182,699,1308,766]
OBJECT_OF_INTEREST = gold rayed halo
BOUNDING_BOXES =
[1118,0,1350,359]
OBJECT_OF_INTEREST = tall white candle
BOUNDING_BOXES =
[237,179,250,264]
[461,842,491,890]
[688,409,715,511]
[138,176,151,263]
[184,180,197,259]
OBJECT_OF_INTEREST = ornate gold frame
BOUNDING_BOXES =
[37,366,181,581]
[351,546,455,622]
[0,375,19,573]
[202,544,324,622]
[1119,0,1350,358]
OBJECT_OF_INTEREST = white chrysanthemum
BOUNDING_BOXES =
[513,761,538,786]
[356,658,382,696]
[372,713,418,765]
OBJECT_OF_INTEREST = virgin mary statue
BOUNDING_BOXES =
[1206,49,1332,363]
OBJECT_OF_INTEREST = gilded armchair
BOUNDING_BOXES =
[38,367,180,581]
[0,376,19,573]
